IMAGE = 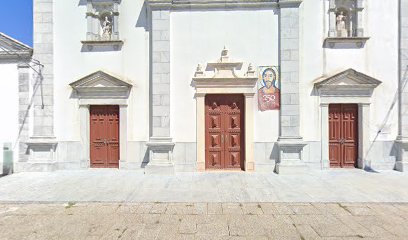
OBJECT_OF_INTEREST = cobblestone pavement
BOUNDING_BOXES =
[0,202,407,239]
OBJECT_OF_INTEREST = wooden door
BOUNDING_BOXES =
[329,104,358,168]
[205,94,244,170]
[90,105,119,168]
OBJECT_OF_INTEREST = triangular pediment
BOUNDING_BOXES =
[70,71,132,99]
[0,32,33,61]
[70,71,132,89]
[315,69,382,88]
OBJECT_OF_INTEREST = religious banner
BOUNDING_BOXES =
[257,66,280,111]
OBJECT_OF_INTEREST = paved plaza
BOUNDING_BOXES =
[0,169,407,203]
[0,202,408,239]
[0,170,408,239]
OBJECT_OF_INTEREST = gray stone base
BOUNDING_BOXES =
[144,164,175,175]
[174,163,197,172]
[15,162,57,172]
[254,163,276,172]
[366,160,396,171]
[145,138,175,174]
[396,161,408,172]
[276,137,307,174]
[17,137,58,172]
[275,161,308,174]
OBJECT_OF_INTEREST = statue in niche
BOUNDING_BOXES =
[336,11,348,37]
[101,16,112,40]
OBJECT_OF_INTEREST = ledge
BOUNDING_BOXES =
[146,0,302,10]
[324,37,370,48]
[25,136,58,148]
[81,40,123,51]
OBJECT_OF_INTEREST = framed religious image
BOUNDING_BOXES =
[257,66,280,111]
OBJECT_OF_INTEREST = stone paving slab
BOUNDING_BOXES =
[0,202,407,239]
[0,169,408,203]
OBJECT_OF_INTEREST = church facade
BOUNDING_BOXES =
[3,0,408,173]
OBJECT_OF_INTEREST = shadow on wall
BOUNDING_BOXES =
[140,149,149,168]
[136,2,149,30]
[270,143,279,161]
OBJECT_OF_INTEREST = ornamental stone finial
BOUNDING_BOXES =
[220,46,229,62]
[246,63,256,77]
[194,63,205,77]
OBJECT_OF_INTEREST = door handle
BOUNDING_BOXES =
[340,139,345,144]
[104,139,107,145]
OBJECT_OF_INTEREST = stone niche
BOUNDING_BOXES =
[82,0,123,49]
[325,0,368,48]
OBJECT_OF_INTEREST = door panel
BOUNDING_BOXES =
[205,96,224,169]
[329,104,342,167]
[329,104,358,168]
[205,94,244,170]
[341,105,358,167]
[90,105,120,168]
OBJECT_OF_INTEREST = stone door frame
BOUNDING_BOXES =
[196,92,254,171]
[315,69,382,170]
[192,48,258,171]
[79,100,128,169]
[69,71,132,169]
[321,100,369,169]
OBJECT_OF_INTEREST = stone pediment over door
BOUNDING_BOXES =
[70,71,132,99]
[314,68,382,97]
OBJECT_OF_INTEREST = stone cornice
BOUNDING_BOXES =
[0,32,33,62]
[146,0,302,10]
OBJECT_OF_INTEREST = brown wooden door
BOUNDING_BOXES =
[205,94,244,170]
[90,105,120,168]
[329,104,358,168]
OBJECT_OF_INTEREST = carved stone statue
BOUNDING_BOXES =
[102,16,112,40]
[336,11,348,37]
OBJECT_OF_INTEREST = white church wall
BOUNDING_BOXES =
[53,0,150,145]
[170,10,280,143]
[0,64,19,166]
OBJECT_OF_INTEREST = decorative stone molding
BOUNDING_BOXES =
[70,71,132,99]
[326,0,367,47]
[324,37,369,48]
[192,47,258,171]
[81,40,123,51]
[146,0,302,10]
[0,32,33,62]
[314,69,382,170]
[315,68,382,97]
[24,136,58,172]
[83,0,122,49]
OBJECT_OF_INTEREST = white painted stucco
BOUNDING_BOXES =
[0,64,19,164]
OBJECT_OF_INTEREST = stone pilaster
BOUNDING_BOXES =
[276,2,307,174]
[33,0,54,137]
[396,0,408,171]
[22,0,57,171]
[146,7,174,174]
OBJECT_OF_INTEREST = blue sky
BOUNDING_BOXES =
[0,0,33,46]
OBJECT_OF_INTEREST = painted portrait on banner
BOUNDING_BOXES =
[257,66,280,111]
